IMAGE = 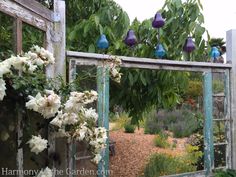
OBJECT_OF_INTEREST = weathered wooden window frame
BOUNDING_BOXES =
[67,50,233,177]
[0,0,65,176]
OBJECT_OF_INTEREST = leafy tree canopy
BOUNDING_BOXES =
[66,0,209,124]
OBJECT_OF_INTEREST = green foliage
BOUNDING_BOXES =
[161,0,209,61]
[65,0,208,125]
[154,133,170,148]
[109,111,131,131]
[22,24,45,52]
[124,123,135,133]
[0,12,14,59]
[144,108,203,138]
[144,109,162,134]
[209,38,225,48]
[185,80,203,99]
[213,169,236,177]
[66,0,130,52]
[143,153,197,177]
[213,80,224,94]
[110,0,208,124]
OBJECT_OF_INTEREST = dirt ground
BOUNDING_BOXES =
[109,128,187,177]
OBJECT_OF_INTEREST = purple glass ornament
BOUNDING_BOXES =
[124,29,137,47]
[183,37,195,53]
[152,12,165,28]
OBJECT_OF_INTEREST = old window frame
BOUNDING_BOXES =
[67,51,232,177]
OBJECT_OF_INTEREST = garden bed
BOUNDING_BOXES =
[109,128,187,177]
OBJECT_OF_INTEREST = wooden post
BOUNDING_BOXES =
[226,29,236,169]
[52,0,66,78]
[224,69,232,169]
[203,71,214,175]
[13,18,22,54]
[16,104,23,177]
[97,66,109,177]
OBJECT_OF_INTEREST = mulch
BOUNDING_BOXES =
[109,128,187,177]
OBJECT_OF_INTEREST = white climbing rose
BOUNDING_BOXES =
[64,90,98,113]
[92,154,102,164]
[82,107,98,121]
[62,112,79,125]
[0,79,6,101]
[0,60,11,77]
[26,90,61,119]
[27,135,48,155]
[36,167,53,177]
[50,111,63,128]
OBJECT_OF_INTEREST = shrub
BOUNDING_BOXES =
[187,134,204,170]
[213,169,236,177]
[154,134,169,148]
[143,153,196,177]
[124,123,135,133]
[144,109,162,134]
[144,108,203,138]
[110,111,131,131]
[185,80,203,99]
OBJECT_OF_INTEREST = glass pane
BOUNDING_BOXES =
[0,96,17,170]
[23,111,49,173]
[0,11,14,60]
[22,23,45,52]
[213,121,226,143]
[73,65,98,177]
[214,144,226,168]
[213,97,225,119]
[212,73,225,94]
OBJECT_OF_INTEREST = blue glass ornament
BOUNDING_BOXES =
[211,47,220,60]
[97,34,109,49]
[155,44,166,58]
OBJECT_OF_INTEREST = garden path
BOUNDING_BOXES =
[109,128,187,177]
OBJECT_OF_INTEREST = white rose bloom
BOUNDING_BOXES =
[27,135,48,155]
[64,92,84,112]
[73,123,90,141]
[26,93,44,112]
[92,154,102,164]
[83,90,98,104]
[0,61,11,77]
[26,91,61,119]
[10,56,28,71]
[50,111,63,128]
[30,45,55,66]
[0,79,6,101]
[82,107,98,121]
[23,61,38,73]
[25,51,38,60]
[63,112,78,125]
[110,68,119,77]
[36,167,53,177]
[32,45,41,53]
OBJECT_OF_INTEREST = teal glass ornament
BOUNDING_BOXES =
[155,44,166,58]
[97,34,109,49]
[211,47,220,60]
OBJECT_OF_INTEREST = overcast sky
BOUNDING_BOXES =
[113,0,236,39]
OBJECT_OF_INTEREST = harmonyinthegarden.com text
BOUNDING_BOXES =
[1,168,113,176]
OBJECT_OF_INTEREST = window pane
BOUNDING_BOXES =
[22,23,45,51]
[0,11,14,60]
